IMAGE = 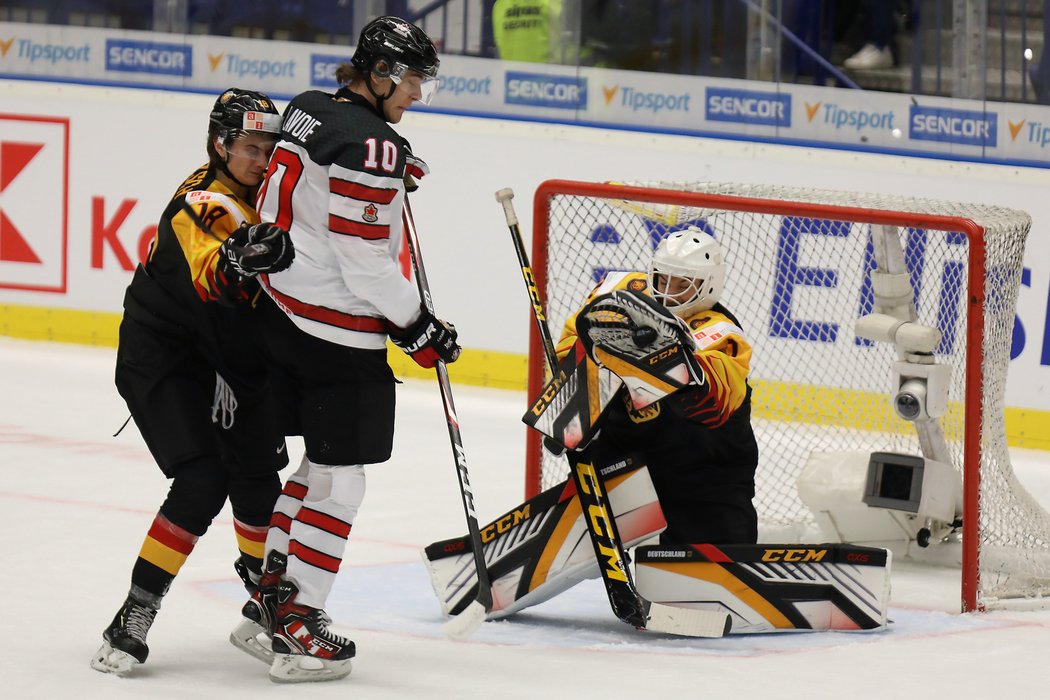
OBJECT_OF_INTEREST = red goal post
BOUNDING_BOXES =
[525,179,1046,612]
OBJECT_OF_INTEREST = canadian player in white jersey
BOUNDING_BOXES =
[230,16,459,684]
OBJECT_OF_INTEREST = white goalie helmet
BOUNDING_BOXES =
[648,226,726,318]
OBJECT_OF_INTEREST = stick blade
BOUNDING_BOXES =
[644,603,732,638]
[441,600,488,640]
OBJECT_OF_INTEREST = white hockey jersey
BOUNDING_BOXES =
[257,89,427,349]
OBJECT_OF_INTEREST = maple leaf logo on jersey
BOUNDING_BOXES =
[362,203,379,222]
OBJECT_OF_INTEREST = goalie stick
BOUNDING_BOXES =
[495,187,731,638]
[402,197,493,639]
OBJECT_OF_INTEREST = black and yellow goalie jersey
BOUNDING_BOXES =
[556,270,753,428]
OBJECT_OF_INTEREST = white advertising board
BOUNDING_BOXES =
[1,23,1049,431]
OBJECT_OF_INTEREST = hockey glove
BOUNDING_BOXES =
[577,290,693,363]
[219,222,295,279]
[576,290,707,409]
[392,309,461,369]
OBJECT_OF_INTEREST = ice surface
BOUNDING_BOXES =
[2,337,1048,699]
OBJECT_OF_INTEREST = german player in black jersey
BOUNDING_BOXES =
[231,17,459,683]
[91,89,294,677]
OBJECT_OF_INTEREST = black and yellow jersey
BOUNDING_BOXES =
[557,270,759,544]
[123,163,261,335]
[556,270,752,428]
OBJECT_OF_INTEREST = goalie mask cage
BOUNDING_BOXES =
[525,179,1048,613]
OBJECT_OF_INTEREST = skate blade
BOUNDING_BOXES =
[229,619,274,664]
[268,653,352,684]
[90,642,140,677]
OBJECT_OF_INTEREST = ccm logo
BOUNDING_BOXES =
[481,505,531,543]
[761,548,827,562]
[648,345,679,364]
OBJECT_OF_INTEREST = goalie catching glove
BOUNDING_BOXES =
[219,222,295,278]
[392,308,461,369]
[577,289,694,363]
[576,290,707,406]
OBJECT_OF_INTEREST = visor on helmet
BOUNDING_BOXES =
[387,61,440,105]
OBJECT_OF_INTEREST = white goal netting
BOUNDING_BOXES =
[527,179,1049,610]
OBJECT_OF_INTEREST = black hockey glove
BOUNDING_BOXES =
[391,308,461,369]
[219,222,295,279]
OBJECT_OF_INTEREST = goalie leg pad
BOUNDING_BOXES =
[634,544,891,633]
[422,456,666,620]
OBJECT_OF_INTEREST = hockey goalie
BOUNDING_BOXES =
[424,227,890,633]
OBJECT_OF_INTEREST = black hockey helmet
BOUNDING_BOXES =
[351,16,440,101]
[208,88,281,145]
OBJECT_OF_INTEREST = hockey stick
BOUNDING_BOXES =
[402,197,493,640]
[495,187,731,638]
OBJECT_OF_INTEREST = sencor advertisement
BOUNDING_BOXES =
[5,22,1050,164]
[105,38,192,77]
[705,87,792,127]
[909,105,998,148]
[504,71,587,110]
[3,21,1050,438]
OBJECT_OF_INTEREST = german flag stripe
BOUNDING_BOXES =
[329,178,398,203]
[234,519,267,542]
[236,533,266,559]
[329,213,389,239]
[139,537,191,576]
[288,539,342,573]
[262,282,391,334]
[296,506,353,538]
[234,519,267,558]
[146,516,197,555]
[270,512,293,534]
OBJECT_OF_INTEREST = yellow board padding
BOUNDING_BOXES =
[0,303,529,390]
[2,302,1049,449]
[0,304,121,347]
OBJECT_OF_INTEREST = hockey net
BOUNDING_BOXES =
[525,179,1049,612]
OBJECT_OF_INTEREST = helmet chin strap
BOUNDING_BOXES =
[364,78,397,122]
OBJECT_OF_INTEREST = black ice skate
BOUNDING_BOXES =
[269,580,355,683]
[90,596,158,676]
[230,552,286,664]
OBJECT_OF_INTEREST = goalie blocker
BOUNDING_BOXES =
[423,455,890,633]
